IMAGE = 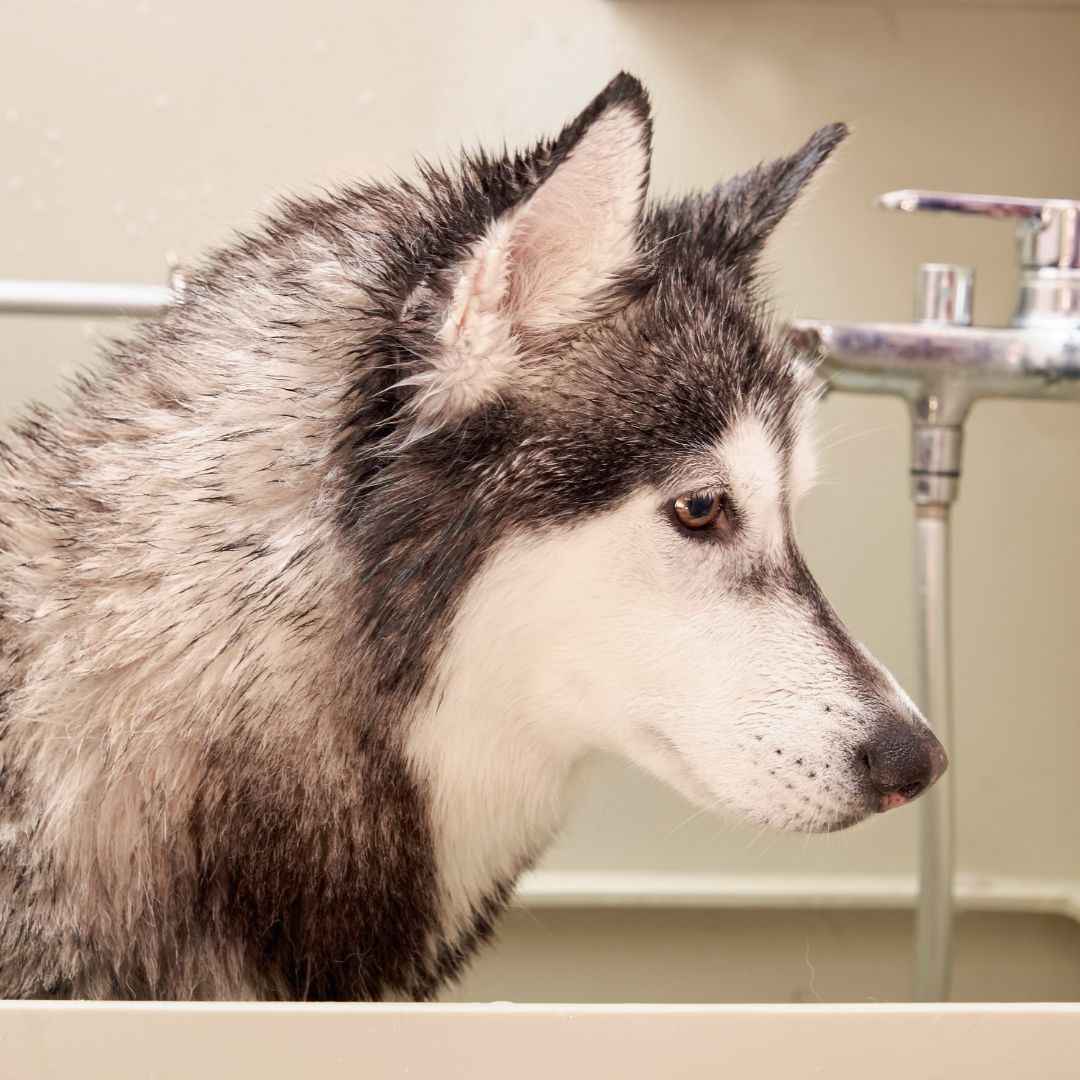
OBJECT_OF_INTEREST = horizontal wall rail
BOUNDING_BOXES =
[516,870,1080,923]
[0,278,176,317]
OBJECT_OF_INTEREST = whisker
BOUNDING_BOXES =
[818,423,900,455]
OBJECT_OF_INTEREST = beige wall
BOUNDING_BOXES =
[3,0,1080,990]
[449,908,1080,1003]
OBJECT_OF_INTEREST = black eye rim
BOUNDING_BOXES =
[667,488,737,540]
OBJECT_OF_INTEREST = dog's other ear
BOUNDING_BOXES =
[409,73,651,433]
[702,122,848,278]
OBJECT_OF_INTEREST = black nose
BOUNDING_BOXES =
[857,720,948,812]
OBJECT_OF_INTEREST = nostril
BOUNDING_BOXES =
[898,780,924,801]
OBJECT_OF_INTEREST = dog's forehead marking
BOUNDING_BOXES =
[709,398,819,502]
[720,414,783,504]
[710,413,787,553]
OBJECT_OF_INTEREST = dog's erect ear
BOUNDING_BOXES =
[702,122,848,277]
[408,73,651,434]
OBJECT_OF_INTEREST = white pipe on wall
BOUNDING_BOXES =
[517,870,1080,923]
[0,279,176,317]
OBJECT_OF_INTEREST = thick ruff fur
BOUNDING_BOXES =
[0,74,943,1000]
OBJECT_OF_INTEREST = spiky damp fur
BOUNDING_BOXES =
[0,74,943,1000]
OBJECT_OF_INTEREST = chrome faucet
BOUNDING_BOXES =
[791,191,1080,503]
[789,190,1080,1003]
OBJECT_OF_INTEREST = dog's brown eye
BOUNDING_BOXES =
[673,490,724,530]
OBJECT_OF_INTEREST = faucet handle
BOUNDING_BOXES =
[875,189,1080,272]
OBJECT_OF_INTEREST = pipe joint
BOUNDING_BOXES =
[911,424,964,507]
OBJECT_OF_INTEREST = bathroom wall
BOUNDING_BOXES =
[3,0,1080,999]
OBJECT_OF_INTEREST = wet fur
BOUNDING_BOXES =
[0,75,920,1000]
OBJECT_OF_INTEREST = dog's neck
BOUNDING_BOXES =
[404,678,580,964]
[397,525,606,968]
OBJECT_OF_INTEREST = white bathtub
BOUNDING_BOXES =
[1,1001,1078,1079]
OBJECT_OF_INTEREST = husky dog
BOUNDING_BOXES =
[0,74,945,1000]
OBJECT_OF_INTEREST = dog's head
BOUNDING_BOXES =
[364,73,945,833]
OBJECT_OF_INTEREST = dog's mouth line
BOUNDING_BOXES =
[640,725,722,808]
[814,809,869,834]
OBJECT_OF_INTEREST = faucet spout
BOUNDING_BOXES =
[789,318,1080,425]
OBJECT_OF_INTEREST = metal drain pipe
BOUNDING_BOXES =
[913,504,955,1001]
[910,419,961,1002]
[907,270,969,1002]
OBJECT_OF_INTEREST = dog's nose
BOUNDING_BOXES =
[857,720,948,812]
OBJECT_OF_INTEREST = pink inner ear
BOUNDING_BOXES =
[415,99,651,435]
[441,218,515,350]
[498,105,648,329]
